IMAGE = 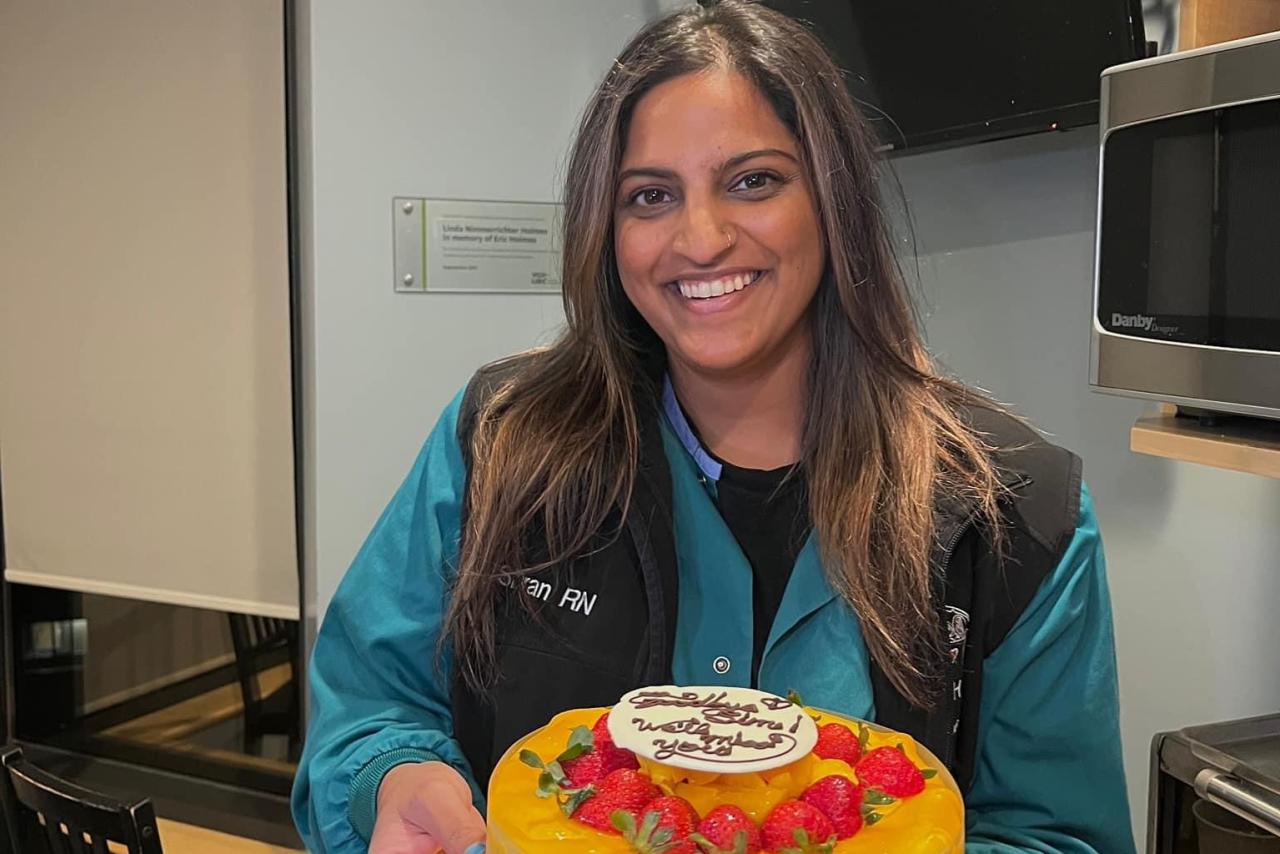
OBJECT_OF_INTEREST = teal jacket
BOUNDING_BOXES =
[292,389,1135,853]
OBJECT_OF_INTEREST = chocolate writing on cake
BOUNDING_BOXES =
[624,689,807,766]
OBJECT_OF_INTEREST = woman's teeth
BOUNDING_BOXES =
[676,271,762,299]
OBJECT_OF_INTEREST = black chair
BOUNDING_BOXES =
[227,614,301,759]
[0,746,163,854]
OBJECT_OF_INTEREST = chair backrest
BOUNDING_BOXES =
[227,614,296,709]
[0,747,163,854]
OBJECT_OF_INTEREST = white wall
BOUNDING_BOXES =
[298,1,680,622]
[896,128,1280,846]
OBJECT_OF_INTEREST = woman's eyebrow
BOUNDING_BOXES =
[617,166,679,183]
[722,148,799,170]
[617,149,799,185]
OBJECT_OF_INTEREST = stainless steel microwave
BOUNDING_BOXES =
[1091,31,1280,420]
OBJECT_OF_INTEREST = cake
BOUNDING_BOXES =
[487,686,964,853]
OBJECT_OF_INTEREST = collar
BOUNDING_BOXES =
[661,375,722,482]
[660,374,1030,524]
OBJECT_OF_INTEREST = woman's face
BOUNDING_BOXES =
[613,68,825,379]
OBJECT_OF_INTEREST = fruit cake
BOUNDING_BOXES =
[485,686,963,853]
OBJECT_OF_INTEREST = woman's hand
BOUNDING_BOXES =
[369,761,487,854]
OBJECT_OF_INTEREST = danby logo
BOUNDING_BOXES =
[1111,313,1155,331]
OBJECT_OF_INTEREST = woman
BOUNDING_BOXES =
[293,2,1134,853]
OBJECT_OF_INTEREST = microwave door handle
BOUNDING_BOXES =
[1195,769,1280,837]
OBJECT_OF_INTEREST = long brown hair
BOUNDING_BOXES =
[446,0,1007,708]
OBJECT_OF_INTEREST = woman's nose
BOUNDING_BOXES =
[672,198,734,265]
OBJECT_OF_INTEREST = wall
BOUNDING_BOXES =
[81,599,232,713]
[895,128,1280,845]
[298,0,681,622]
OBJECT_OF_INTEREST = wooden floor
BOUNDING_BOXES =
[100,662,297,777]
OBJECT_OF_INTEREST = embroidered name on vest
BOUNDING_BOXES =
[498,576,598,616]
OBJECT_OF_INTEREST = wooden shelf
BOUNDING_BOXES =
[1180,0,1280,49]
[1131,406,1280,479]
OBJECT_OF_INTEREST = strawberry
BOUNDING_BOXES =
[573,769,662,833]
[520,724,598,813]
[760,800,836,853]
[692,805,762,853]
[561,749,606,788]
[855,746,926,797]
[800,775,863,839]
[812,723,862,765]
[593,711,621,751]
[560,713,639,787]
[614,796,700,853]
[594,711,642,775]
[647,796,699,838]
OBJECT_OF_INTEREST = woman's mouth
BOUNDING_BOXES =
[671,270,766,300]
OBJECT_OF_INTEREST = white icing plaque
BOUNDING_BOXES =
[608,686,818,774]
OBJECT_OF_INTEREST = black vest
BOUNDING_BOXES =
[450,360,1082,794]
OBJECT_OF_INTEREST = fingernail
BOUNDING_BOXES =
[463,845,486,854]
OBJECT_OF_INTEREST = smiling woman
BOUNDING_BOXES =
[293,3,1135,854]
[612,68,824,467]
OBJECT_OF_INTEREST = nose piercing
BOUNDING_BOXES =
[722,228,735,250]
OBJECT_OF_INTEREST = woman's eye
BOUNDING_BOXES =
[737,169,783,193]
[631,187,673,207]
[731,172,776,192]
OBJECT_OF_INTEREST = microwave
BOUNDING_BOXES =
[1091,31,1280,420]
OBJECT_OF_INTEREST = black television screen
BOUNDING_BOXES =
[761,0,1148,152]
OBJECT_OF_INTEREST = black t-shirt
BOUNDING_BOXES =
[713,458,812,686]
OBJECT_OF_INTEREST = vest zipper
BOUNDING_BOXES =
[939,513,977,573]
[939,473,1033,570]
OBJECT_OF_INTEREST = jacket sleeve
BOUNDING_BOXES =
[291,389,482,853]
[964,484,1137,854]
